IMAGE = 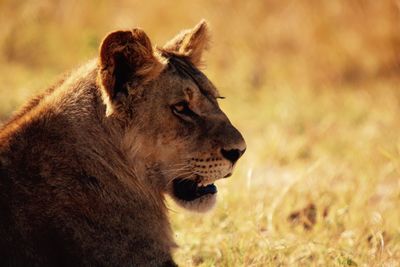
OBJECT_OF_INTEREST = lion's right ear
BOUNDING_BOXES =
[98,29,164,115]
[162,20,210,67]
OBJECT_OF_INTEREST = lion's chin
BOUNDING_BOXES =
[169,178,218,213]
[172,193,217,213]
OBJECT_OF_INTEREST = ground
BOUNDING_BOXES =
[1,1,400,266]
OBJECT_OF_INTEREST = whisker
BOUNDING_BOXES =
[162,166,191,175]
[165,172,196,187]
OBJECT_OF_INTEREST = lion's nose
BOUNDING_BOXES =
[220,148,246,165]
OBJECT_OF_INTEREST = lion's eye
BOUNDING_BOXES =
[171,101,194,117]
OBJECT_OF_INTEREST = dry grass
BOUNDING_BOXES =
[1,1,400,266]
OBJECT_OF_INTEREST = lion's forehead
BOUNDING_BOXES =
[195,74,220,98]
[167,55,221,99]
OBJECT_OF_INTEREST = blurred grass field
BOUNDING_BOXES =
[1,0,400,266]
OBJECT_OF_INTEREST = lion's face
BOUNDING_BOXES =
[98,21,245,212]
[135,56,246,211]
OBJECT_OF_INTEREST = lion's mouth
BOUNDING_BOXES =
[172,178,217,201]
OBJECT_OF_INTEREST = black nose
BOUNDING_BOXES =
[221,148,245,164]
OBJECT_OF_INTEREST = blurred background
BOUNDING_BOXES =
[1,0,400,265]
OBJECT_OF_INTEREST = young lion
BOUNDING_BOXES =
[0,21,246,266]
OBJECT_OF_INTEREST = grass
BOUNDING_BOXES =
[1,0,400,266]
[170,82,400,266]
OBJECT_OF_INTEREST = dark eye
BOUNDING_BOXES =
[171,101,194,117]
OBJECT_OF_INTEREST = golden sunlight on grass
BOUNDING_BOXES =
[1,0,400,266]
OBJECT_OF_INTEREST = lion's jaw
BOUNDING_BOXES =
[125,138,239,213]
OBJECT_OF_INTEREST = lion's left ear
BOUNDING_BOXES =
[162,20,210,67]
[98,29,165,115]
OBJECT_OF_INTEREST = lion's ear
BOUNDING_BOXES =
[98,29,164,110]
[162,20,210,67]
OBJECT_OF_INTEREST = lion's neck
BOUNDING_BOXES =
[0,60,176,256]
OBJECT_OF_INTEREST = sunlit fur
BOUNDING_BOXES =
[0,21,245,266]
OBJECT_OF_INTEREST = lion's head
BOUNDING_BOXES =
[98,21,246,212]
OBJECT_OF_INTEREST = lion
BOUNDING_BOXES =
[0,20,246,266]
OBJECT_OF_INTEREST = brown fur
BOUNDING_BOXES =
[0,21,245,266]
